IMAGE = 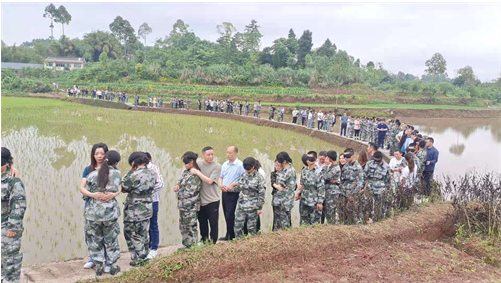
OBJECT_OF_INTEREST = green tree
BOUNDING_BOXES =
[297,30,313,68]
[453,66,479,86]
[285,28,298,54]
[316,38,336,57]
[216,22,237,47]
[109,16,137,57]
[425,53,447,80]
[83,30,122,61]
[138,22,152,46]
[54,5,71,37]
[367,61,375,68]
[242,19,262,52]
[43,3,58,39]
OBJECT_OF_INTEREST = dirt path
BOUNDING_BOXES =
[96,203,500,283]
[20,245,182,283]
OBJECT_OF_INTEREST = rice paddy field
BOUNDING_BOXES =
[1,96,341,265]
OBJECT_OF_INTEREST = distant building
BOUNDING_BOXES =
[44,57,86,71]
[1,62,44,70]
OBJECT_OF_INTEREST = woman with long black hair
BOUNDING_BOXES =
[81,150,122,276]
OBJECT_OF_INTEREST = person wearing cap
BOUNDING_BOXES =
[338,148,365,225]
[81,150,122,276]
[272,152,296,231]
[228,157,266,237]
[1,147,26,283]
[297,154,325,225]
[174,152,202,249]
[321,150,341,224]
[364,151,391,222]
[121,152,156,266]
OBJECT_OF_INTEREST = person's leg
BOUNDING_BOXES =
[149,202,159,251]
[103,220,121,273]
[272,206,279,231]
[423,171,433,197]
[247,211,258,235]
[234,206,246,238]
[207,201,219,244]
[2,227,23,283]
[221,192,229,239]
[86,220,105,274]
[198,204,210,243]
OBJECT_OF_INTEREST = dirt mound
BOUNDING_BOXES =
[98,203,500,283]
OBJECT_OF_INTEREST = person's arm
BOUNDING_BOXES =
[428,149,439,165]
[151,165,165,194]
[316,174,325,210]
[8,167,20,178]
[80,178,102,199]
[121,170,134,193]
[257,177,266,214]
[5,180,27,237]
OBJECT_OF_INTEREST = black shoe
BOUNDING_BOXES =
[129,261,137,267]
[110,265,121,275]
[218,236,228,241]
[136,259,150,267]
[95,263,104,276]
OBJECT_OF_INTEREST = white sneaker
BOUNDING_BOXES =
[147,250,158,259]
[83,261,95,269]
[104,265,111,273]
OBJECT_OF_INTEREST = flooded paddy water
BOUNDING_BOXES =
[1,97,340,265]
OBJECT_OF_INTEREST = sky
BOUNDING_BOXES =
[1,2,500,81]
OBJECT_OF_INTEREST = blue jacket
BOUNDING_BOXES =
[425,146,439,172]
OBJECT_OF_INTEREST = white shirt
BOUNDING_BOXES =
[389,157,405,183]
[147,163,165,202]
[317,112,324,121]
[401,167,417,188]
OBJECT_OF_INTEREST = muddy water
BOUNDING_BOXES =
[405,118,501,177]
[1,97,341,265]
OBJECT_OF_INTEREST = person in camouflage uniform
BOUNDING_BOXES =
[337,148,365,225]
[1,148,26,283]
[322,151,341,224]
[327,112,335,132]
[369,119,377,144]
[272,152,296,231]
[121,152,156,266]
[297,154,325,225]
[414,139,428,195]
[229,158,266,237]
[348,117,355,139]
[83,150,122,276]
[364,151,391,222]
[174,152,202,249]
[360,118,368,142]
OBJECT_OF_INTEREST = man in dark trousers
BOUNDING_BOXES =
[423,137,439,197]
[219,146,245,240]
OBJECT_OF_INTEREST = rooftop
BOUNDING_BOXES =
[44,57,86,62]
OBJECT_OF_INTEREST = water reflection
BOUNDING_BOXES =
[405,118,501,176]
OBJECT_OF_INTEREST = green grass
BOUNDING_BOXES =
[260,101,488,110]
[1,96,69,108]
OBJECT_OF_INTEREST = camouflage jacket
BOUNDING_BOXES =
[300,166,325,206]
[324,164,341,194]
[84,167,121,222]
[1,172,26,232]
[233,171,266,211]
[348,119,354,127]
[121,166,156,221]
[272,166,297,210]
[416,149,427,174]
[270,170,278,195]
[361,120,367,131]
[340,161,365,196]
[364,160,391,194]
[176,170,202,212]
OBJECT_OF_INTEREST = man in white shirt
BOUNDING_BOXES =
[389,150,406,183]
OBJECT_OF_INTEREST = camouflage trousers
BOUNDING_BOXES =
[235,208,259,237]
[124,220,150,265]
[272,206,291,231]
[395,185,415,211]
[1,228,22,283]
[300,204,321,225]
[179,210,198,248]
[322,192,341,224]
[85,219,121,266]
[372,190,393,222]
[348,127,354,138]
[336,194,360,225]
[358,190,373,224]
[360,130,368,142]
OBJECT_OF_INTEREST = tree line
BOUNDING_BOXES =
[1,4,500,103]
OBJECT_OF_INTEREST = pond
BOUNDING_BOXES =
[1,97,341,265]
